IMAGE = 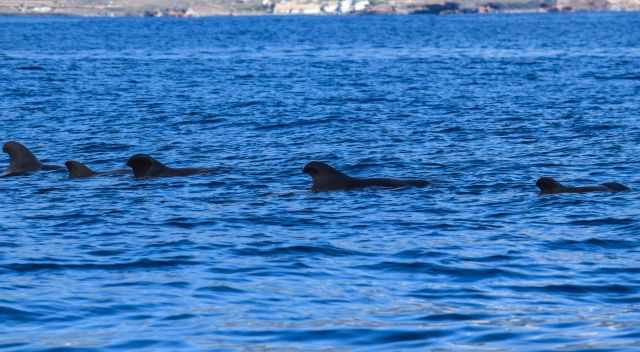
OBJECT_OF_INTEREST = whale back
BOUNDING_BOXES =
[601,182,631,192]
[65,160,97,178]
[165,167,209,177]
[360,178,429,188]
[3,141,42,174]
[536,177,564,194]
[537,177,630,194]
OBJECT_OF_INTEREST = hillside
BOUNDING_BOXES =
[1,0,639,16]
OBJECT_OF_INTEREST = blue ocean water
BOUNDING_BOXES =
[1,12,639,351]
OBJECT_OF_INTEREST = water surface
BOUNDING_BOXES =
[1,13,639,351]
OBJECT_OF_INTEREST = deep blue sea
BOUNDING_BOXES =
[1,12,639,351]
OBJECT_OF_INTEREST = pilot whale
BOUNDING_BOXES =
[126,154,210,178]
[303,161,428,192]
[536,177,630,194]
[65,160,129,178]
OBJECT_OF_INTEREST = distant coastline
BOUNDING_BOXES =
[1,0,639,17]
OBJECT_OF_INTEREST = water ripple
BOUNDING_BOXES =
[1,259,198,273]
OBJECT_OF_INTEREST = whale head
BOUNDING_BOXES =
[126,154,168,178]
[303,161,341,177]
[536,177,563,194]
[65,160,96,178]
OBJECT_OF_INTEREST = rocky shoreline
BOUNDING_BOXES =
[1,0,639,17]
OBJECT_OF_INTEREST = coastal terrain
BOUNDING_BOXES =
[2,0,640,16]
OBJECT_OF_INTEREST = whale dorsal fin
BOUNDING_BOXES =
[65,161,97,178]
[3,141,42,173]
[303,161,356,191]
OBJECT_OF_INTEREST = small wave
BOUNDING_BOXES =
[232,244,369,257]
[16,65,44,71]
[460,254,521,263]
[604,296,640,304]
[165,218,214,229]
[578,124,625,131]
[162,313,196,321]
[592,74,640,81]
[366,329,450,346]
[108,339,185,350]
[355,261,526,281]
[436,126,464,133]
[615,331,640,339]
[547,238,638,250]
[147,239,197,248]
[331,96,395,105]
[419,312,490,322]
[0,241,19,248]
[102,281,156,288]
[86,249,127,257]
[0,305,41,322]
[409,287,492,301]
[470,331,522,343]
[392,249,448,259]
[207,266,263,275]
[589,267,640,275]
[503,283,636,295]
[253,116,336,130]
[229,100,261,108]
[76,142,131,153]
[1,259,198,273]
[195,285,245,293]
[233,73,256,79]
[165,281,190,288]
[224,328,450,346]
[569,218,635,226]
[85,303,141,317]
[0,343,28,350]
